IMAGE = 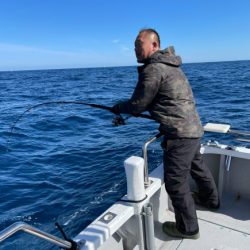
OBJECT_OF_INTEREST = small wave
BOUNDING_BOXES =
[89,179,124,205]
[5,129,28,137]
[30,120,67,131]
[23,76,42,81]
[0,77,16,81]
[64,76,83,81]
[224,108,245,113]
[62,179,125,227]
[0,143,9,153]
[33,180,64,190]
[229,99,249,104]
[63,207,89,226]
[0,212,39,230]
[63,115,93,123]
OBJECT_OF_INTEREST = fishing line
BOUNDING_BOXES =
[7,100,154,146]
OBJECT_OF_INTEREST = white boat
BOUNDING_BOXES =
[1,123,250,250]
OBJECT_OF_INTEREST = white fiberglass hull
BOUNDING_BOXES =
[74,142,250,250]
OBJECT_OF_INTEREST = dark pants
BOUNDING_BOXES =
[162,137,218,235]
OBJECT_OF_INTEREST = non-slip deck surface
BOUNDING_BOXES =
[155,195,250,250]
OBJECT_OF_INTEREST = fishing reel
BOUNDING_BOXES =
[112,115,127,126]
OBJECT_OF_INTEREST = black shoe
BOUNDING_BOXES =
[162,222,200,239]
[192,192,220,210]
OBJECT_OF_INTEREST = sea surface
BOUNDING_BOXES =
[0,61,250,249]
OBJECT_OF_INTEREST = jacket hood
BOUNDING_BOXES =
[146,46,182,67]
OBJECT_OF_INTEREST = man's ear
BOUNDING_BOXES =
[152,41,159,51]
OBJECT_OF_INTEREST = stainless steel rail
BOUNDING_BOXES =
[143,133,162,186]
[0,222,73,249]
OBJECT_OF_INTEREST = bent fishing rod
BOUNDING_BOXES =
[7,100,154,144]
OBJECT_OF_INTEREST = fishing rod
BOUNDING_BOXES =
[7,100,154,144]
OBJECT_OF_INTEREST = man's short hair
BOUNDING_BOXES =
[139,28,161,47]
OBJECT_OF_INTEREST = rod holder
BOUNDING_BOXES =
[124,156,146,201]
[143,203,156,250]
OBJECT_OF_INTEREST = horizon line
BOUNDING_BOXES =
[0,59,249,73]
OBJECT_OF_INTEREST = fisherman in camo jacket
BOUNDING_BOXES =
[112,28,219,239]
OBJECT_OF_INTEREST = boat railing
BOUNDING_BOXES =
[142,132,162,186]
[0,222,78,249]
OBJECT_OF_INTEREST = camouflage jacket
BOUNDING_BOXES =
[116,47,204,138]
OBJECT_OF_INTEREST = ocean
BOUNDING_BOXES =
[0,60,250,249]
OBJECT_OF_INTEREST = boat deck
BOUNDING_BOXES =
[155,194,250,250]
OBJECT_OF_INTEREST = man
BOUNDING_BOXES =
[112,29,219,239]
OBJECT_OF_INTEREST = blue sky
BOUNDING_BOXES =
[0,0,250,71]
